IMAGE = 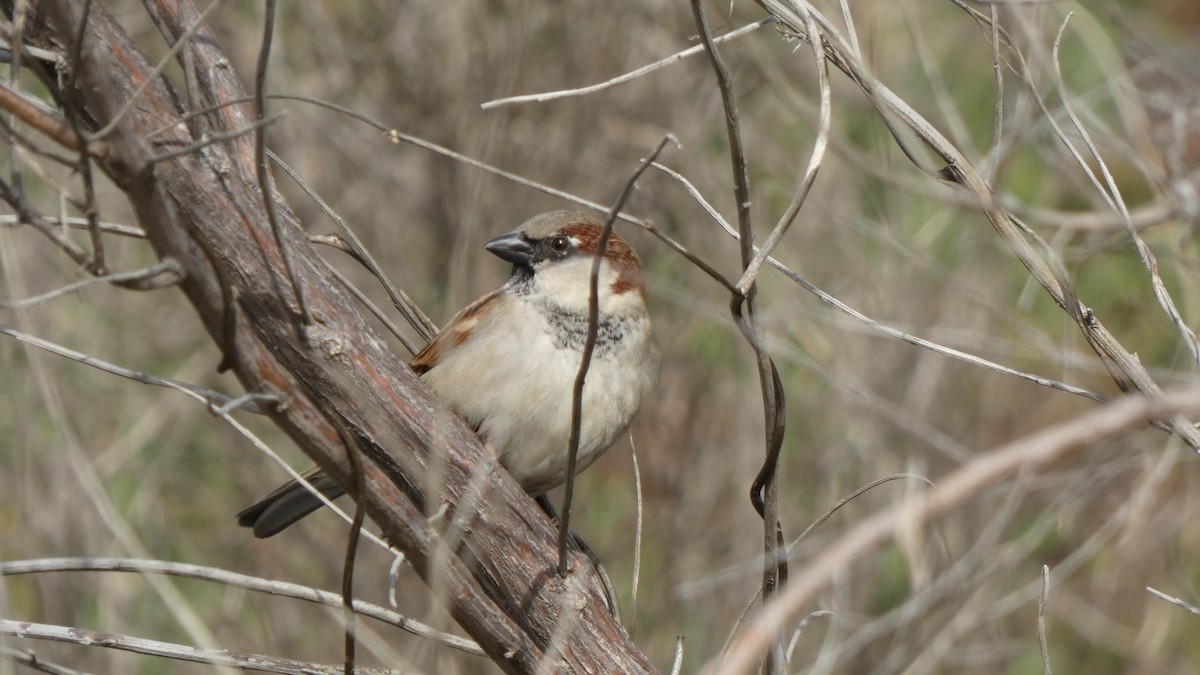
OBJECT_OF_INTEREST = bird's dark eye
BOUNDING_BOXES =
[549,236,570,253]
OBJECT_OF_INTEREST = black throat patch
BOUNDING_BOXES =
[541,304,630,355]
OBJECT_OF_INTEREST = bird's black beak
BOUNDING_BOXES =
[484,231,535,266]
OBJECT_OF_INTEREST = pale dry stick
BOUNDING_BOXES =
[653,161,1106,404]
[1116,435,1182,551]
[0,259,181,307]
[628,432,645,638]
[0,619,403,675]
[1039,565,1052,675]
[265,93,742,301]
[791,341,969,460]
[89,0,221,141]
[1047,15,1200,369]
[1146,587,1200,616]
[783,114,1185,233]
[709,387,1200,675]
[315,606,418,675]
[757,0,1200,448]
[987,1,1003,183]
[670,637,686,675]
[735,1,830,295]
[387,552,406,609]
[479,19,771,109]
[0,558,484,656]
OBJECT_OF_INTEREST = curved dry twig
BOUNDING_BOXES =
[0,557,484,656]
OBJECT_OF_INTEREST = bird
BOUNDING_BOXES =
[237,210,659,538]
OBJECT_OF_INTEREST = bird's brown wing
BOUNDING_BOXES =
[410,288,499,375]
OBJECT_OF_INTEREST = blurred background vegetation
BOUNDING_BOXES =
[3,0,1200,673]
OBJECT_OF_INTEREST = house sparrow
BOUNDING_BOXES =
[237,210,659,537]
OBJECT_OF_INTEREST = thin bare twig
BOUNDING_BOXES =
[1146,587,1200,616]
[60,0,105,275]
[0,79,86,154]
[146,112,282,165]
[710,474,931,658]
[558,134,675,575]
[480,19,772,109]
[690,5,786,671]
[0,322,258,410]
[334,416,368,674]
[0,557,484,656]
[0,646,86,675]
[0,259,181,306]
[0,323,398,553]
[270,150,436,342]
[1038,565,1052,675]
[254,0,312,328]
[267,94,651,228]
[670,637,686,675]
[88,0,221,141]
[987,1,1004,182]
